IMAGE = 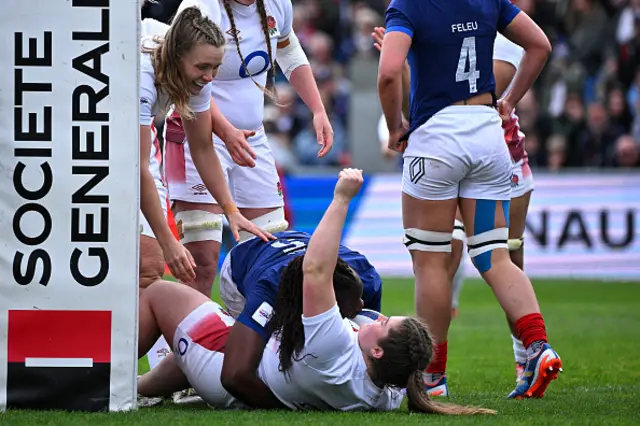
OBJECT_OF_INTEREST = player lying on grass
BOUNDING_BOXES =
[214,228,383,408]
[137,169,494,414]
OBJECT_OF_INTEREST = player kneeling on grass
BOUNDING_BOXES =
[136,257,363,408]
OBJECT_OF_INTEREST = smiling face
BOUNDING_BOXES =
[358,316,406,359]
[180,43,224,95]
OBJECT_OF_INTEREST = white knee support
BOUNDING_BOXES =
[508,236,524,251]
[174,210,223,244]
[452,219,466,242]
[238,207,289,242]
[466,228,508,273]
[403,228,452,252]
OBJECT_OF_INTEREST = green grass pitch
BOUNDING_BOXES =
[4,278,640,425]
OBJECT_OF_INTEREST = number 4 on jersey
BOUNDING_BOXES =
[456,36,480,94]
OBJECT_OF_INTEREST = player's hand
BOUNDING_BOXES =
[387,119,409,153]
[497,98,515,123]
[225,211,275,243]
[372,26,386,52]
[313,112,334,158]
[221,127,257,168]
[334,168,364,203]
[161,239,196,283]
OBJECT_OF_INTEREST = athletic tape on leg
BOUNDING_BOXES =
[452,219,466,241]
[508,236,524,251]
[403,228,452,252]
[467,228,508,272]
[238,207,289,242]
[174,210,223,244]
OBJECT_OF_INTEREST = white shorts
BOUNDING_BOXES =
[402,105,512,201]
[218,253,245,319]
[510,158,534,199]
[173,301,239,409]
[139,183,168,239]
[164,127,284,209]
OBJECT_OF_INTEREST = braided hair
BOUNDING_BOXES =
[221,0,281,104]
[370,317,497,415]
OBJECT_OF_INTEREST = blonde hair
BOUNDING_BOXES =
[143,6,225,119]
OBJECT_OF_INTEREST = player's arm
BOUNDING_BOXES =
[220,322,285,409]
[182,91,272,242]
[378,8,412,135]
[498,5,551,107]
[302,169,363,317]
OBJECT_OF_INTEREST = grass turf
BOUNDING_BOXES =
[4,278,640,425]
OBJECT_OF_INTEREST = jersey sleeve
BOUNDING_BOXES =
[493,33,524,70]
[139,54,157,126]
[497,0,521,32]
[278,0,293,41]
[385,0,415,38]
[300,304,359,369]
[188,83,212,114]
[237,279,277,340]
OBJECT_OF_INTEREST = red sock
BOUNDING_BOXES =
[515,313,548,349]
[426,341,448,374]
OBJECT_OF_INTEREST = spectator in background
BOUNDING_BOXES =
[575,102,624,166]
[547,134,569,171]
[610,134,640,166]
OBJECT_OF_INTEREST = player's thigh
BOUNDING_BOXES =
[231,141,284,209]
[143,280,213,344]
[139,235,165,288]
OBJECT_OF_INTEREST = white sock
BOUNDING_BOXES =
[147,335,171,369]
[451,259,466,309]
[512,335,527,364]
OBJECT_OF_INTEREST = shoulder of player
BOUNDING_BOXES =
[265,0,290,20]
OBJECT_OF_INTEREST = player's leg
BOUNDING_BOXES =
[139,177,172,369]
[507,159,534,382]
[401,116,469,397]
[233,138,288,241]
[449,208,466,318]
[164,121,228,297]
[458,114,561,399]
[138,281,235,407]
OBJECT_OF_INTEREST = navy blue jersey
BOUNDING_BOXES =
[386,0,520,136]
[229,231,383,339]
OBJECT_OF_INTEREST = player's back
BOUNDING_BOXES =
[229,231,383,311]
[386,0,519,135]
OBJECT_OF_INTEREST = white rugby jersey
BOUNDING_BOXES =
[177,0,293,133]
[257,304,404,411]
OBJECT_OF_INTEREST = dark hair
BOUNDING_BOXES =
[271,255,363,375]
[370,317,496,415]
[221,0,281,104]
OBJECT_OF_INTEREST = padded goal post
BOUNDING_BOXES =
[0,0,140,411]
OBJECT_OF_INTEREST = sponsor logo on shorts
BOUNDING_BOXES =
[408,158,425,184]
[511,173,520,188]
[251,301,274,327]
[191,183,208,195]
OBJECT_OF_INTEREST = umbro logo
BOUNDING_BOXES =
[191,183,208,194]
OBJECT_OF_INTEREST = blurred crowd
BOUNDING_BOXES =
[144,0,640,170]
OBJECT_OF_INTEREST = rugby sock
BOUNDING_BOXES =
[426,340,448,374]
[515,313,547,353]
[511,334,527,364]
[451,261,465,311]
[147,336,171,370]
